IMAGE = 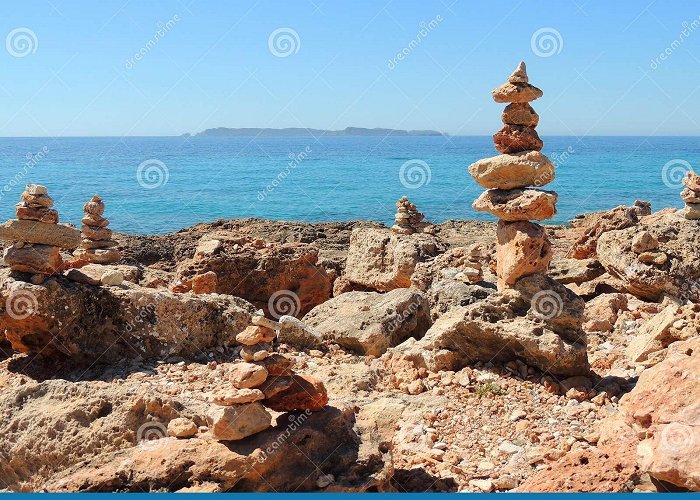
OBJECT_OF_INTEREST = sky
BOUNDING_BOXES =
[1,0,700,136]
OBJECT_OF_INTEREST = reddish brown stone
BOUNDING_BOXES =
[16,204,59,223]
[191,271,217,294]
[502,102,539,127]
[264,374,328,412]
[493,125,543,154]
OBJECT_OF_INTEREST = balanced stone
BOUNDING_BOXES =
[507,61,528,83]
[206,402,272,441]
[472,188,557,221]
[502,103,539,127]
[81,215,109,227]
[0,219,80,249]
[21,192,53,208]
[76,195,120,264]
[684,202,700,220]
[468,150,554,190]
[80,238,119,249]
[74,248,120,264]
[236,325,276,346]
[683,171,700,191]
[492,81,543,103]
[81,225,113,241]
[681,188,700,204]
[3,243,62,274]
[16,203,59,223]
[391,196,425,235]
[24,184,48,195]
[495,220,552,289]
[493,124,543,153]
[213,387,265,405]
[83,195,105,216]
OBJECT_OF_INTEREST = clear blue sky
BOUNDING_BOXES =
[2,0,700,136]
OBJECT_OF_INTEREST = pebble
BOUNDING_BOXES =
[469,479,493,492]
[498,440,523,455]
[509,409,527,421]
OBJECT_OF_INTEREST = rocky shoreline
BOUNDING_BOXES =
[0,190,699,491]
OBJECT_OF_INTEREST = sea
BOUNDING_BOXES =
[0,136,697,235]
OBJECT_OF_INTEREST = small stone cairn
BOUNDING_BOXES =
[206,311,328,441]
[74,195,121,264]
[681,171,700,220]
[391,196,425,235]
[454,243,484,284]
[468,62,557,290]
[0,184,80,279]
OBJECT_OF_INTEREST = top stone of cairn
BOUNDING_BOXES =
[492,61,543,103]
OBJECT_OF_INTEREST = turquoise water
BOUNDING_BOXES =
[0,136,697,234]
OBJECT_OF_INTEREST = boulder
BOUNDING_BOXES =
[0,219,80,248]
[383,274,588,377]
[468,151,554,190]
[277,315,323,349]
[599,338,700,491]
[425,279,496,321]
[176,233,332,317]
[0,268,255,361]
[496,220,552,289]
[302,289,431,357]
[597,210,700,300]
[264,374,328,412]
[343,228,441,292]
[473,188,557,221]
[626,304,679,361]
[206,402,272,441]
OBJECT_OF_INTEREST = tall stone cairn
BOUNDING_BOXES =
[0,184,80,277]
[469,62,557,290]
[206,311,328,441]
[74,195,121,264]
[391,196,425,234]
[681,171,700,220]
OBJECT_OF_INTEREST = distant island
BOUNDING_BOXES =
[188,126,445,137]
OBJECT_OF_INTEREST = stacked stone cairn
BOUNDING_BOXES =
[0,184,80,280]
[469,62,557,290]
[454,243,484,284]
[391,195,425,234]
[206,311,328,441]
[74,195,121,264]
[681,171,700,220]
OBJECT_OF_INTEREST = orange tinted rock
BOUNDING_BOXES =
[495,220,552,289]
[264,374,328,412]
[191,271,217,294]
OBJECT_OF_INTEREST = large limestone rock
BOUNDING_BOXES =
[468,151,554,190]
[0,268,255,361]
[176,233,332,316]
[473,188,557,221]
[597,210,700,300]
[343,228,441,292]
[383,274,588,377]
[496,220,552,289]
[599,338,700,491]
[302,288,431,357]
[0,219,80,248]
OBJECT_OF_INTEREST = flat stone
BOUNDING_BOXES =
[473,188,557,221]
[236,325,276,346]
[81,215,109,227]
[212,387,264,405]
[255,353,294,376]
[80,238,119,249]
[251,314,279,330]
[82,225,113,241]
[492,82,543,103]
[24,184,48,195]
[16,204,59,223]
[206,402,272,441]
[64,268,100,285]
[21,192,53,208]
[257,376,294,398]
[0,219,80,248]
[100,270,124,286]
[229,362,268,389]
[74,248,120,264]
[3,243,63,274]
[502,102,539,127]
[240,343,271,362]
[496,220,552,289]
[468,151,555,190]
[493,124,543,153]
